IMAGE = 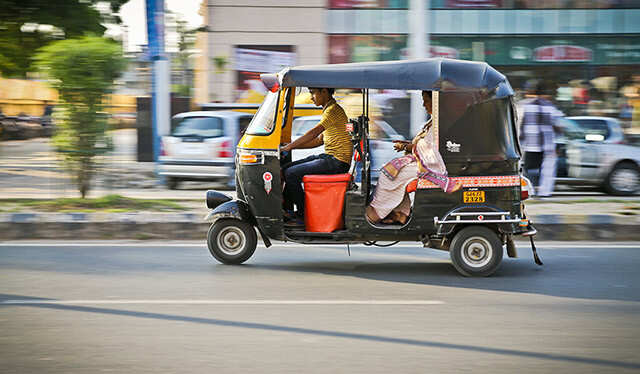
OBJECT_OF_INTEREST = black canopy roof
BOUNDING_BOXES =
[264,58,514,98]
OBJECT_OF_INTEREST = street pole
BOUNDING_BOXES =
[145,0,171,165]
[409,0,429,136]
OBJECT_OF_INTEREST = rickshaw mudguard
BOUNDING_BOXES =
[434,204,522,236]
[204,200,254,224]
[204,200,272,248]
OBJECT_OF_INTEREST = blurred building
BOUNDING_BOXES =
[195,1,326,103]
[196,0,640,116]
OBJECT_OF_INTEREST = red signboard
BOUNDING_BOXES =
[430,46,459,59]
[445,0,502,7]
[534,45,593,62]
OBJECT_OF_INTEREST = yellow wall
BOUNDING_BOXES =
[0,77,137,116]
[0,77,58,116]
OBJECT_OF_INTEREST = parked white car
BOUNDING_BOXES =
[159,111,253,189]
[555,116,640,195]
[290,115,405,181]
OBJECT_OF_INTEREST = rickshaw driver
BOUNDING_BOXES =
[280,87,353,226]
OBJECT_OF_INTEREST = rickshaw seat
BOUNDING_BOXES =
[406,178,418,194]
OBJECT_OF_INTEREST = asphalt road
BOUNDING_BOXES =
[1,241,639,373]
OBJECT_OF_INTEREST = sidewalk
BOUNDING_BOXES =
[1,197,638,241]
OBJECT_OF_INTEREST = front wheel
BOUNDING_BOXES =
[449,226,503,277]
[604,162,640,196]
[207,219,257,264]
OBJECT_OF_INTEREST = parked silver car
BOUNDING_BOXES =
[159,111,252,189]
[556,116,640,195]
[290,115,405,181]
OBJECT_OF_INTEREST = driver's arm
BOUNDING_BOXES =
[282,124,324,151]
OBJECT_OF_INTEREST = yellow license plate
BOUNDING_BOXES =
[463,191,485,203]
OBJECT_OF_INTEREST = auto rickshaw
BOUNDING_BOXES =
[204,58,540,277]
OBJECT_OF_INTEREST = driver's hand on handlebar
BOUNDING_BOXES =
[393,140,410,152]
[280,143,291,153]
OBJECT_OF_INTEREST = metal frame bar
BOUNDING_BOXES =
[434,211,521,225]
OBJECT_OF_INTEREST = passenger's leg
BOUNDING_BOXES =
[380,193,411,224]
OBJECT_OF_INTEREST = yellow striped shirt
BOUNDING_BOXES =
[319,99,352,164]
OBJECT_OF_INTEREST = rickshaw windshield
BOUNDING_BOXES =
[245,91,278,136]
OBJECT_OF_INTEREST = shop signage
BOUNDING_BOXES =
[430,46,459,59]
[329,35,640,66]
[445,0,502,7]
[430,36,640,65]
[534,45,592,62]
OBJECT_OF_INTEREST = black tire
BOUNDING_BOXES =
[207,219,257,265]
[604,162,640,196]
[167,177,179,190]
[449,226,503,277]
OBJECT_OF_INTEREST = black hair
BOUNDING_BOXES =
[309,87,335,95]
[422,90,433,97]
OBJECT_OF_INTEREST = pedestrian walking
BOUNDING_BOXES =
[518,80,563,197]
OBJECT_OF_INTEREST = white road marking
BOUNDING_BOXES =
[1,299,445,306]
[0,241,639,249]
[0,240,640,252]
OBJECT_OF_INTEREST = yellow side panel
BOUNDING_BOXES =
[280,88,296,144]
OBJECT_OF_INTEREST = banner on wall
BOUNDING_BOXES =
[234,46,296,101]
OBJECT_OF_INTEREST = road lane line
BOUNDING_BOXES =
[1,242,640,248]
[1,299,445,305]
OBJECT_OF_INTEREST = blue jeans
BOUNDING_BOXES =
[282,154,350,215]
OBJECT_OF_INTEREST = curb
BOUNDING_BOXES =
[1,213,639,241]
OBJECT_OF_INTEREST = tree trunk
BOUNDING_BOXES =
[77,157,93,199]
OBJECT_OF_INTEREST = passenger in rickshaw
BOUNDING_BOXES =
[366,90,462,225]
[280,87,353,226]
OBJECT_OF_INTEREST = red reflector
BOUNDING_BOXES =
[218,140,233,158]
[521,190,529,200]
[160,141,166,156]
[345,122,353,132]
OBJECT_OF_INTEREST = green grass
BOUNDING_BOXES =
[0,195,188,212]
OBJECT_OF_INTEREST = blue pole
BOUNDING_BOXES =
[145,0,169,164]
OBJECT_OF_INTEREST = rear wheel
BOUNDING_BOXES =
[449,226,503,277]
[604,162,640,196]
[207,219,257,264]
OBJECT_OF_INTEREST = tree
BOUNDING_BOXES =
[0,0,128,77]
[35,35,126,198]
[167,12,202,97]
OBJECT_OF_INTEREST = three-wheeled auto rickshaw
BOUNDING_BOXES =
[204,58,539,277]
